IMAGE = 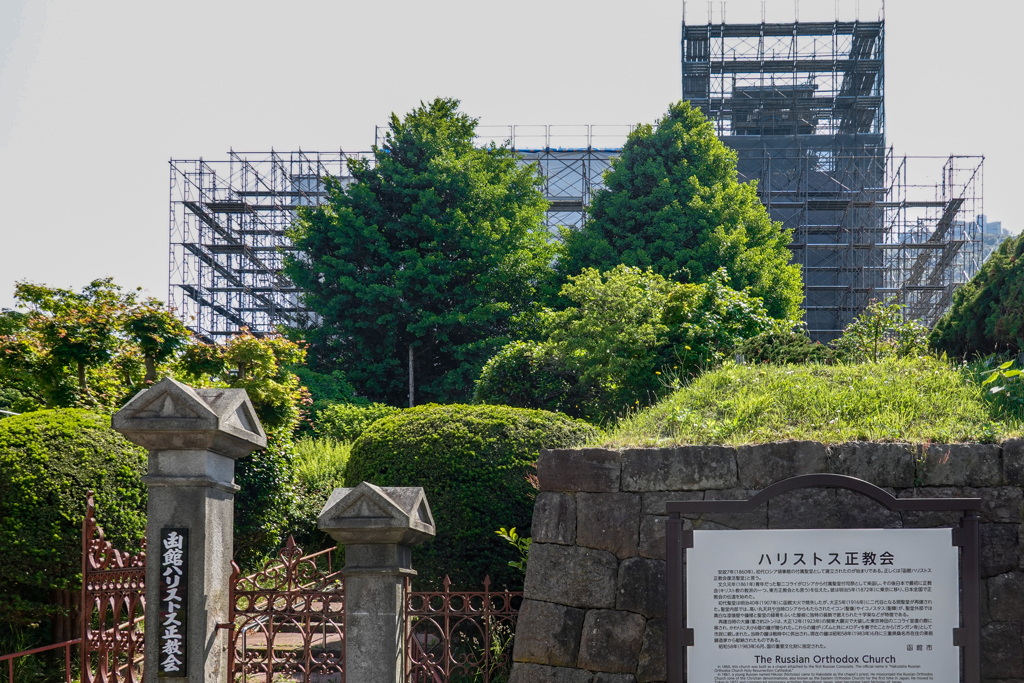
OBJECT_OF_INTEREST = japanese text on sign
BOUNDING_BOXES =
[687,529,959,683]
[159,528,188,677]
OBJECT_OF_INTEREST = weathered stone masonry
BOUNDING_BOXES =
[509,440,1024,683]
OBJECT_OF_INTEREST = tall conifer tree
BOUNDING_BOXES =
[286,98,555,405]
[560,101,803,321]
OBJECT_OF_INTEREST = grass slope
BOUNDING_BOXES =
[603,356,1023,447]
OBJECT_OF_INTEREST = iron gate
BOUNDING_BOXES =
[224,537,345,682]
[81,493,146,683]
[406,576,522,683]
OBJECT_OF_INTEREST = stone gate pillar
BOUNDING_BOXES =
[113,378,266,682]
[318,482,436,683]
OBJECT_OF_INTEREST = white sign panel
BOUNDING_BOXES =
[687,529,959,683]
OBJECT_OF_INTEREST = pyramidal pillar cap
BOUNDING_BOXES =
[318,482,436,546]
[112,377,267,458]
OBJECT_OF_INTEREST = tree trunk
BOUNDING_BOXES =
[77,361,87,393]
[408,344,415,408]
[50,588,80,643]
[144,355,157,383]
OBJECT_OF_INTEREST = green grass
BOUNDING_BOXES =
[601,355,1024,447]
[293,437,351,490]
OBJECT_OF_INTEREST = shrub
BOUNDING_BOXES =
[0,409,147,635]
[476,266,786,423]
[314,402,402,442]
[931,231,1024,358]
[289,437,352,553]
[662,268,787,375]
[345,404,597,590]
[474,341,599,422]
[735,329,836,365]
[832,297,929,363]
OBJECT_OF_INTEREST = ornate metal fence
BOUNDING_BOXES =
[224,536,345,682]
[80,493,146,683]
[406,577,523,683]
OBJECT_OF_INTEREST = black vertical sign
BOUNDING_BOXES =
[158,527,188,676]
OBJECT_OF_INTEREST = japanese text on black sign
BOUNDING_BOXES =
[159,528,188,677]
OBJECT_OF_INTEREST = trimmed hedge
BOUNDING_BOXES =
[345,404,597,590]
[0,409,147,628]
[314,402,402,442]
[473,341,598,421]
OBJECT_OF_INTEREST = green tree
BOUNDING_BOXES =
[285,98,556,406]
[930,231,1024,358]
[0,279,190,410]
[476,266,781,422]
[560,101,803,320]
[662,267,786,375]
[542,266,677,419]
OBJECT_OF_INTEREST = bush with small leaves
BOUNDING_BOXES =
[345,404,596,590]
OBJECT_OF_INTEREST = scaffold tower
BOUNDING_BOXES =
[683,7,983,340]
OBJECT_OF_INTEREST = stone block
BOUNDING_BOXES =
[621,447,737,492]
[829,442,917,488]
[701,489,767,529]
[639,515,671,560]
[836,488,902,528]
[917,443,1001,487]
[577,493,641,559]
[981,621,1024,679]
[964,486,1023,523]
[617,558,667,618]
[509,663,593,683]
[642,491,703,516]
[636,619,666,683]
[577,609,646,674]
[981,523,1019,578]
[540,449,621,492]
[534,492,577,545]
[593,675,636,683]
[898,488,964,528]
[737,441,827,488]
[988,572,1024,622]
[524,543,618,609]
[768,489,841,529]
[513,600,586,667]
[1004,439,1024,485]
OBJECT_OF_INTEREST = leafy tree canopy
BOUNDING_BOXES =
[559,101,803,321]
[285,98,556,406]
[476,265,781,423]
[0,279,190,411]
[930,231,1024,358]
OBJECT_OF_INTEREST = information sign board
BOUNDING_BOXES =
[687,528,959,683]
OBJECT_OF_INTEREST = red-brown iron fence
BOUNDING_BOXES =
[222,536,345,682]
[4,503,522,683]
[406,576,523,683]
[80,492,146,683]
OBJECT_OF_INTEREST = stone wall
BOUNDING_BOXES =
[509,440,1024,683]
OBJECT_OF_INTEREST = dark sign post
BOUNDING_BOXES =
[159,527,189,676]
[666,474,981,683]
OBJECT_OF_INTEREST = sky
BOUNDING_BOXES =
[1,0,1021,309]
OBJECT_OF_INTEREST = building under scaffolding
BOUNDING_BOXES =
[170,14,982,343]
[683,14,983,340]
[168,151,369,341]
[169,132,631,340]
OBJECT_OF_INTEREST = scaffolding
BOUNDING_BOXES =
[683,13,983,340]
[169,133,629,340]
[168,150,370,341]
